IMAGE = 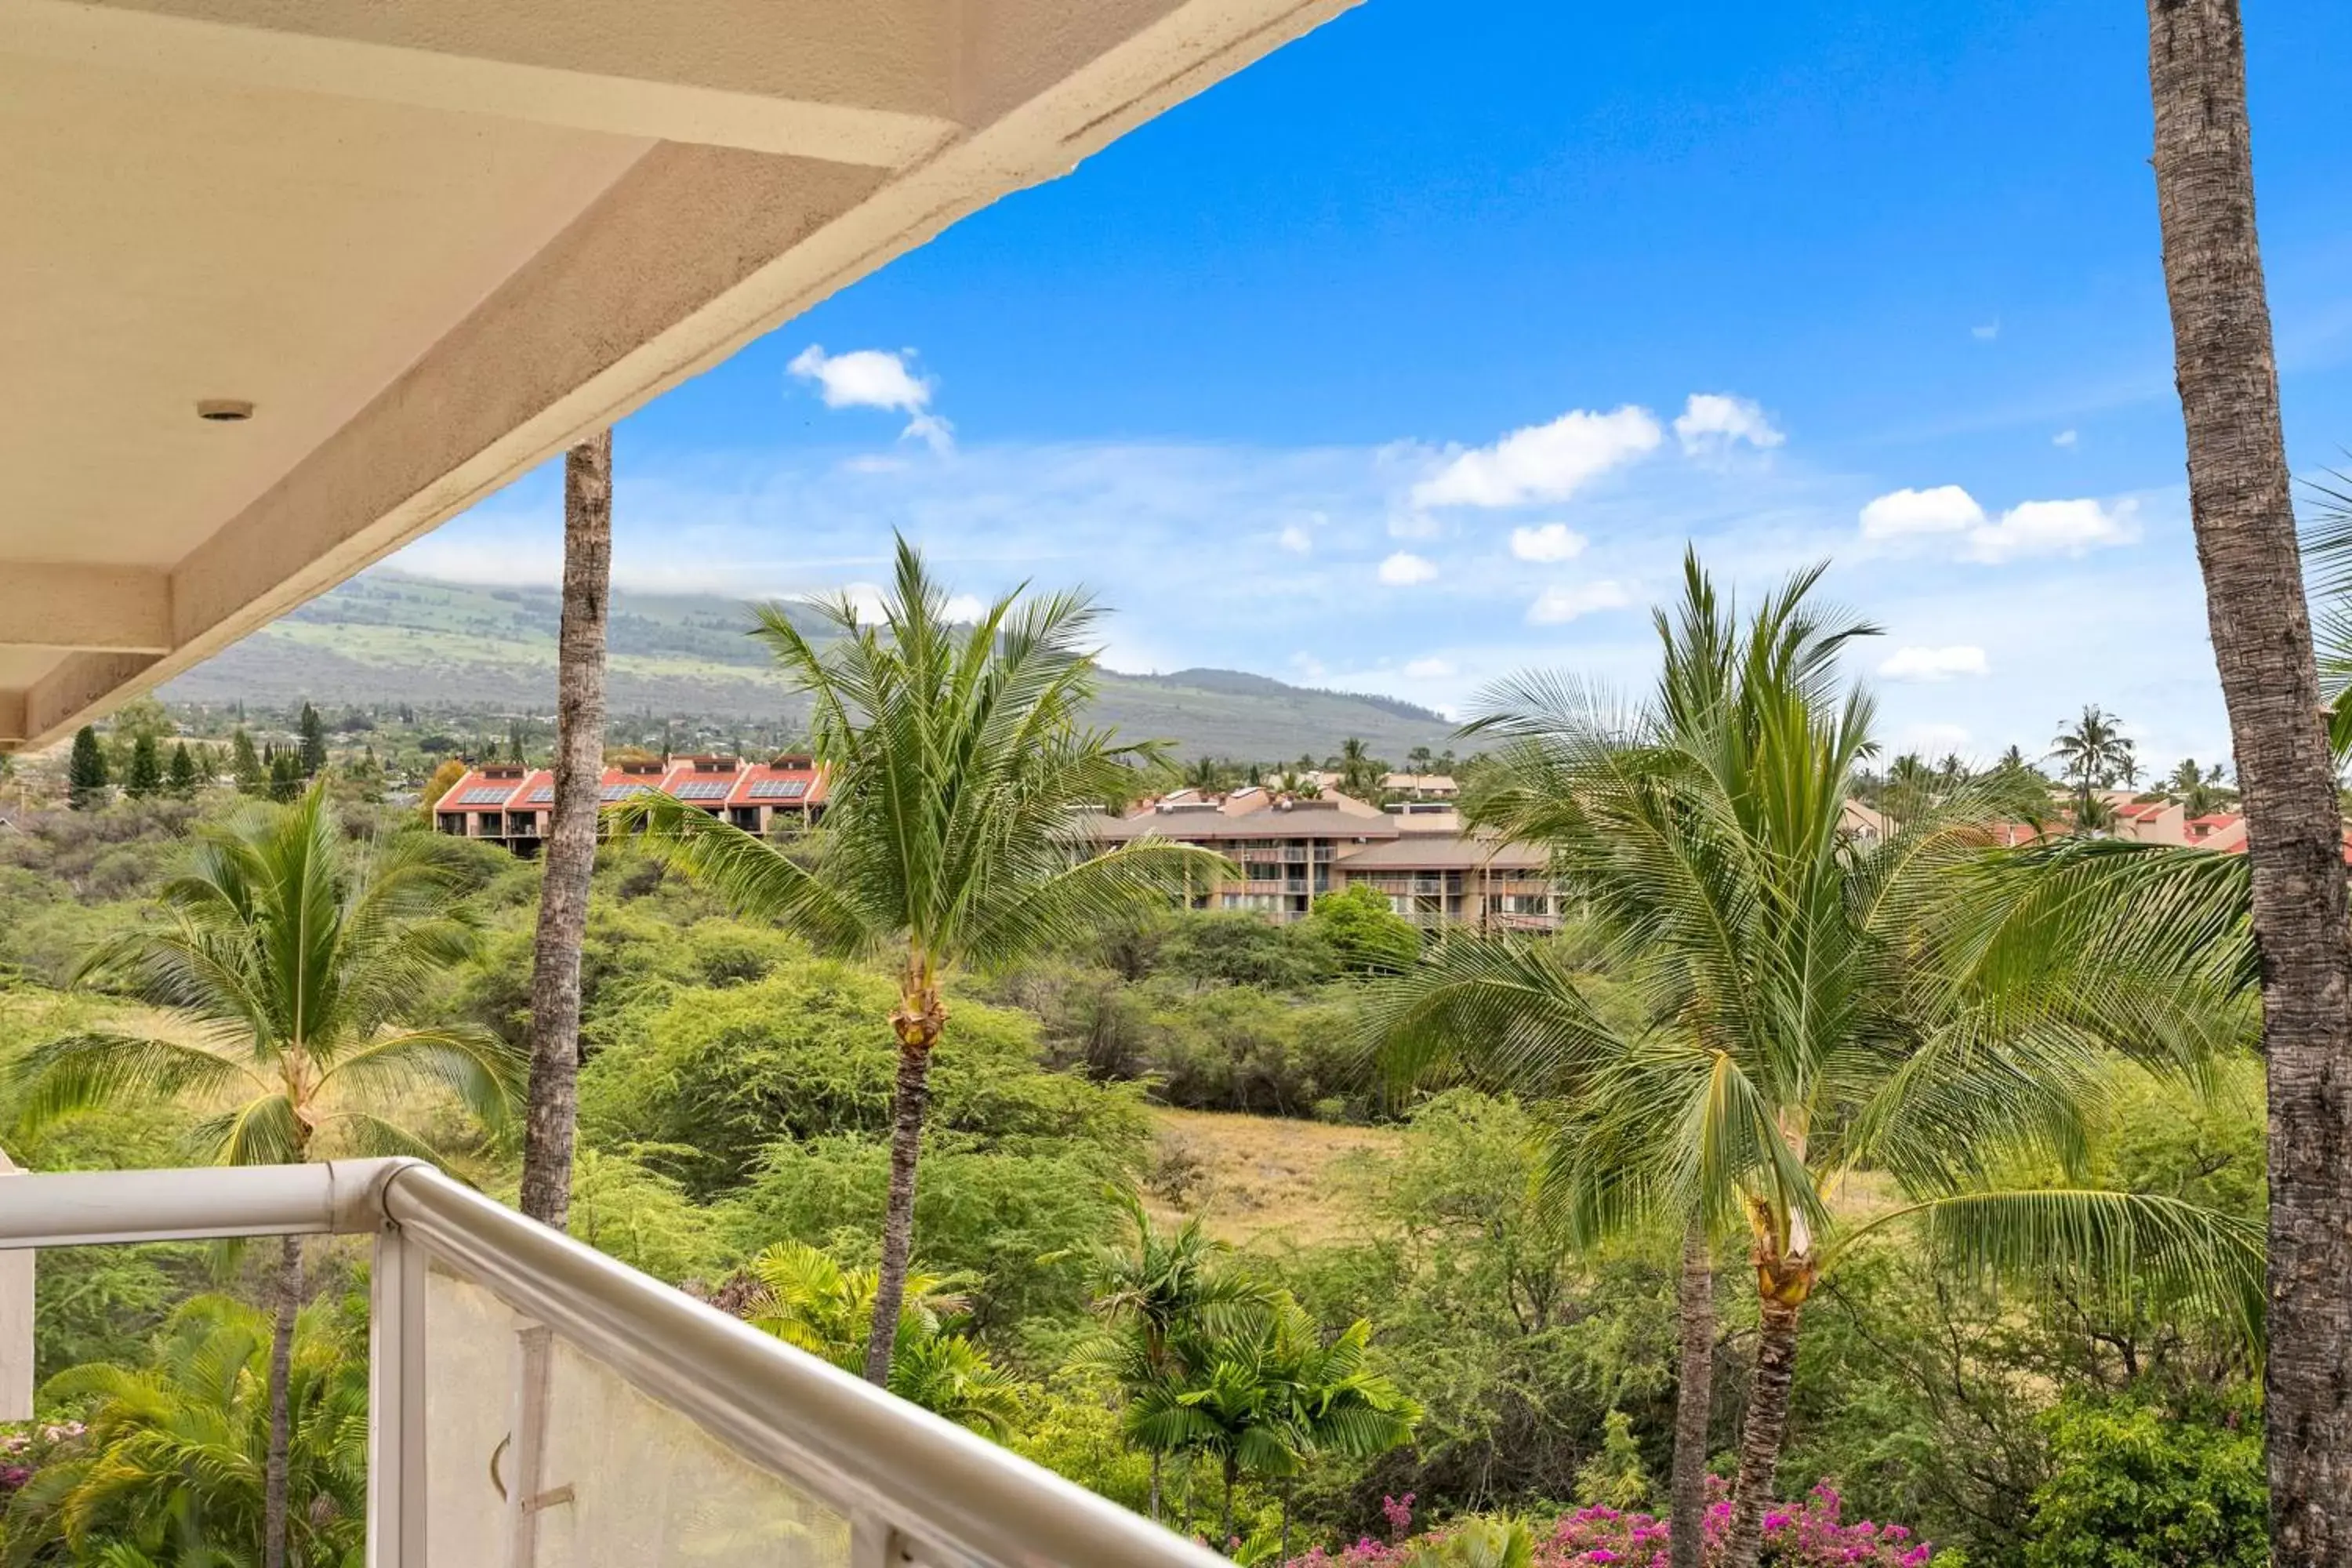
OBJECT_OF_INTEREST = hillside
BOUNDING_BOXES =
[163,573,1461,758]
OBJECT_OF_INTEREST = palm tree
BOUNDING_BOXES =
[2050,705,2134,814]
[1366,554,2259,1568]
[9,785,524,1568]
[1079,1190,1275,1519]
[612,537,1227,1383]
[519,428,615,1232]
[1338,736,1383,800]
[1127,1293,1410,1550]
[1185,756,1230,794]
[1262,1304,1418,1561]
[2147,28,2352,1527]
[2,1294,368,1568]
[739,1241,1021,1436]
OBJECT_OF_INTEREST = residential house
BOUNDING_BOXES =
[434,753,828,854]
[1381,772,1460,800]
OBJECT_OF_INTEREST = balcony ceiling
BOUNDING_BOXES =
[0,0,1356,750]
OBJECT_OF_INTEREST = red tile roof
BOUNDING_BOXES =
[435,766,543,813]
[727,759,829,808]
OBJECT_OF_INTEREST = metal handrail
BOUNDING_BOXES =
[0,1160,1232,1568]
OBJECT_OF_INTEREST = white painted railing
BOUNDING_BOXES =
[0,1159,1230,1568]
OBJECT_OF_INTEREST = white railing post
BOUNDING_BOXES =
[0,1150,32,1422]
[368,1224,428,1568]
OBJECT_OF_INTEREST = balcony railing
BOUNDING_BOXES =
[0,1160,1228,1568]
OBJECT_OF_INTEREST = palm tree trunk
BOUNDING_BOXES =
[1221,1454,1238,1549]
[1668,1222,1715,1568]
[520,429,614,1232]
[1280,1483,1293,1562]
[1720,1297,1802,1568]
[862,1035,935,1384]
[1150,1450,1163,1523]
[2145,5,2352,1560]
[263,1232,304,1568]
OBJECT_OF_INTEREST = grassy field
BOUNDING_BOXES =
[1144,1107,1403,1251]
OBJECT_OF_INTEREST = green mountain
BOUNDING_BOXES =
[164,574,1461,760]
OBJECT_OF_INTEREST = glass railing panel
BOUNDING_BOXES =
[425,1258,852,1567]
[425,1263,528,1557]
[525,1333,853,1566]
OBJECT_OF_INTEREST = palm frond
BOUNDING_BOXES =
[1852,1187,2265,1352]
[10,1033,263,1131]
[318,1025,526,1132]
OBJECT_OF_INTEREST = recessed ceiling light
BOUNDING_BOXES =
[196,399,254,423]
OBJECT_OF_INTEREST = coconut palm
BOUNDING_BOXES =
[1338,736,1384,800]
[2147,0,2352,1522]
[519,427,615,1232]
[1079,1190,1276,1519]
[611,536,1227,1383]
[1366,553,2259,1568]
[2050,705,2134,812]
[739,1241,1021,1436]
[9,785,523,1568]
[1,1294,368,1568]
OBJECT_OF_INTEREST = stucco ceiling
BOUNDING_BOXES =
[0,51,648,570]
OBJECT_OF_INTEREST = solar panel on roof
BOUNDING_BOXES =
[601,782,652,801]
[746,779,809,800]
[458,787,512,805]
[528,787,554,804]
[673,780,731,800]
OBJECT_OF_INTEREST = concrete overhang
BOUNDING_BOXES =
[0,0,1357,750]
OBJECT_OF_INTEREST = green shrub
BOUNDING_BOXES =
[717,1134,1130,1328]
[579,956,1152,1196]
[1305,884,1421,975]
[2024,1393,2266,1568]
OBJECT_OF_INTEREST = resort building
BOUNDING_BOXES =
[433,754,827,854]
[1091,788,1563,930]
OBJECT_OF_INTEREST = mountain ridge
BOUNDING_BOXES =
[163,574,1461,760]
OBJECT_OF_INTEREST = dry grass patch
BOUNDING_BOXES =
[1142,1107,1403,1250]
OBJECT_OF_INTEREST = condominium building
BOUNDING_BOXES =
[1091,787,1563,930]
[433,754,827,854]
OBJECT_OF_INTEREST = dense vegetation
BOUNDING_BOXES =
[0,566,2274,1568]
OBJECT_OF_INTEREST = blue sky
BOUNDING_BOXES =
[391,0,2352,773]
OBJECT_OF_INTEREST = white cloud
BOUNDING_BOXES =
[902,412,956,456]
[1860,485,2140,563]
[1673,393,1784,456]
[1278,523,1312,554]
[1410,405,1662,508]
[1508,523,1588,563]
[837,581,891,621]
[1973,321,2000,341]
[1860,485,1987,539]
[1964,498,2138,564]
[2053,429,2079,448]
[1404,656,1455,679]
[1526,579,1632,625]
[1877,644,1991,683]
[788,343,953,453]
[1378,551,1439,586]
[830,586,985,623]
